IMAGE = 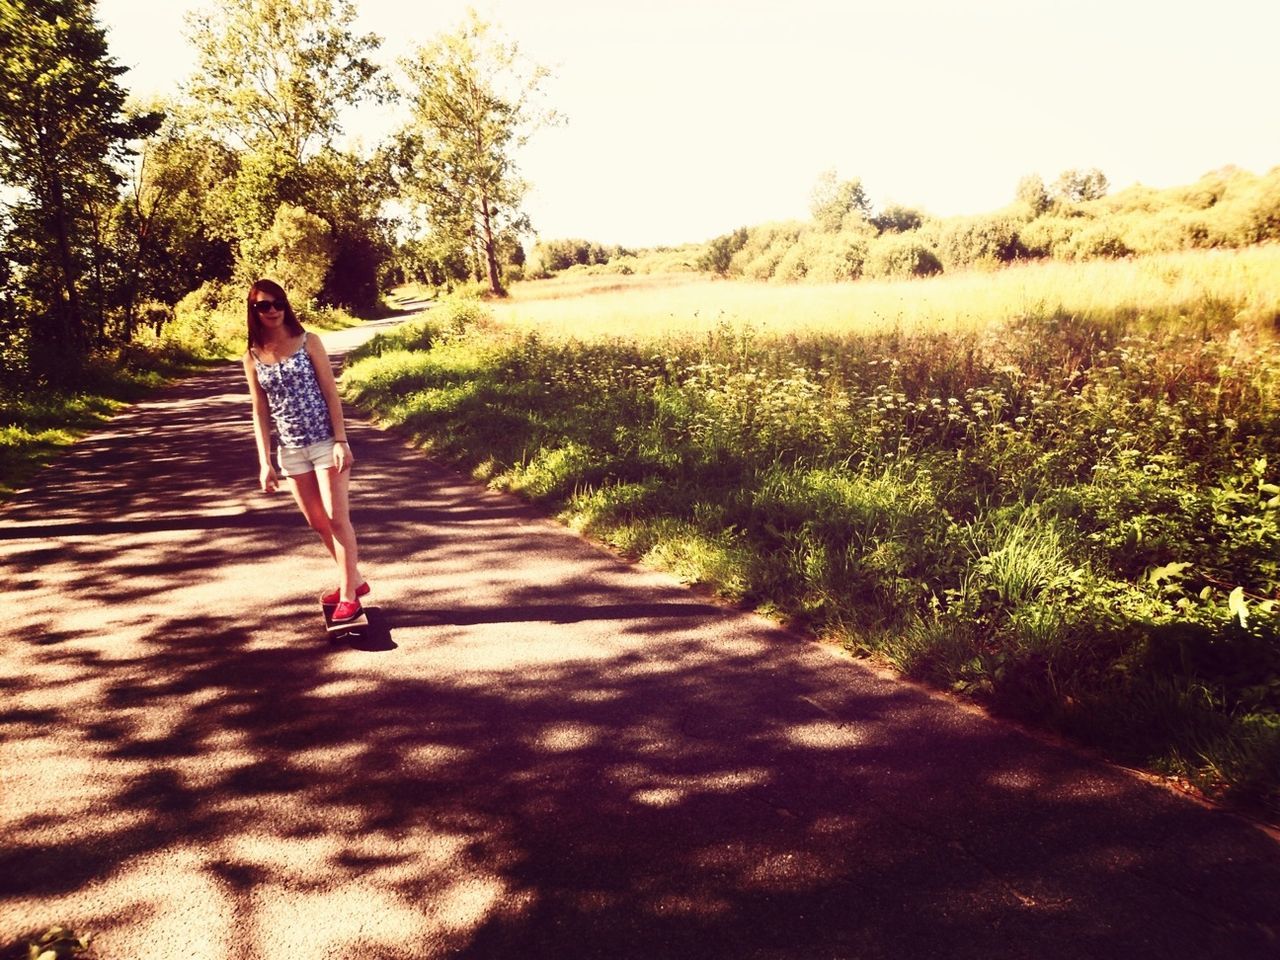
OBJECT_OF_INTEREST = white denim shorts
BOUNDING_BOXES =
[277,439,337,478]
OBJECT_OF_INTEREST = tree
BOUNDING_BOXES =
[183,1,395,309]
[871,204,924,234]
[1015,174,1051,216]
[1050,168,1109,204]
[183,0,387,163]
[0,0,159,382]
[697,227,749,276]
[810,170,871,233]
[397,11,557,295]
[243,202,334,302]
[300,146,395,310]
[113,103,237,335]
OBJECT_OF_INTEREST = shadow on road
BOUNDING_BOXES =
[2,336,1279,959]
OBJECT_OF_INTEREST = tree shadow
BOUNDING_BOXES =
[2,343,1279,959]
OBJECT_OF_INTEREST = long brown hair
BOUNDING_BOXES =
[246,279,304,349]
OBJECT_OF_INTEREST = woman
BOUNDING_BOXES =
[242,279,369,623]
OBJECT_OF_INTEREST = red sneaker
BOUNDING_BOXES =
[331,600,363,623]
[322,581,370,605]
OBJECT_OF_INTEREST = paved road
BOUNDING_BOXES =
[2,319,1279,959]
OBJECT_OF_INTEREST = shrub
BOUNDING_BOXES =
[1169,168,1237,210]
[698,228,749,276]
[1055,224,1132,261]
[1020,216,1082,258]
[529,238,624,275]
[934,215,1025,269]
[804,233,870,283]
[864,235,943,279]
[1208,168,1280,245]
[774,244,809,282]
[731,222,806,281]
[164,280,244,357]
[1095,183,1167,216]
[871,204,925,233]
[1119,210,1212,255]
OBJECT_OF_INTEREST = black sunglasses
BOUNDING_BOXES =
[252,299,287,313]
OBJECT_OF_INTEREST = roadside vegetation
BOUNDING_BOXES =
[0,302,357,497]
[2,1,530,497]
[346,244,1280,817]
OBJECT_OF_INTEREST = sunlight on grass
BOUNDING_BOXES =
[492,247,1280,341]
[345,247,1280,815]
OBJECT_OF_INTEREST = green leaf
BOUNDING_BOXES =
[1228,586,1248,627]
[1147,561,1191,586]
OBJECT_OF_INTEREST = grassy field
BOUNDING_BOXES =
[356,248,1280,817]
[488,245,1280,340]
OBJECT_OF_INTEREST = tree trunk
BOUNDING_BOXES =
[46,173,87,382]
[479,193,503,296]
[87,201,108,345]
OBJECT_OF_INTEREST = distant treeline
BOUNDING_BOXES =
[530,165,1280,283]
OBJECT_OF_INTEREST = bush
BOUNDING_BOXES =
[864,235,943,279]
[698,228,749,276]
[1208,168,1280,245]
[1119,210,1212,255]
[871,204,925,233]
[1169,169,1236,210]
[529,238,623,275]
[774,244,809,282]
[165,280,244,357]
[1020,216,1082,258]
[768,229,875,283]
[725,222,804,281]
[933,215,1025,269]
[1055,224,1132,261]
[804,233,870,283]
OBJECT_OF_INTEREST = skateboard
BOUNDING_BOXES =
[322,600,369,636]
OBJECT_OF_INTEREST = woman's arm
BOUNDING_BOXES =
[243,352,279,492]
[305,333,354,472]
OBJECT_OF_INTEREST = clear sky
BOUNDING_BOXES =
[96,0,1280,249]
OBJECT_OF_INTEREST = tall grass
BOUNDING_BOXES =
[492,246,1280,341]
[344,255,1280,816]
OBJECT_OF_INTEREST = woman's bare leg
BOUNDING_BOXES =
[317,466,362,601]
[287,472,336,561]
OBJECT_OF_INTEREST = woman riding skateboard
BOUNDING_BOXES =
[242,279,369,624]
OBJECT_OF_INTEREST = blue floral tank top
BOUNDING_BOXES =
[252,332,333,448]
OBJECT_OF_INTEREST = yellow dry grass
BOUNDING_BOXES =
[487,246,1280,341]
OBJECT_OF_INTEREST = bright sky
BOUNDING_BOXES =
[96,0,1280,249]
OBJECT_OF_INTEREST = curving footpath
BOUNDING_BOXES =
[2,318,1279,959]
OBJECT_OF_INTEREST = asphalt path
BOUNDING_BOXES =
[2,316,1279,959]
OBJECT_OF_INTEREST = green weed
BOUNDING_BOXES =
[345,283,1280,815]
